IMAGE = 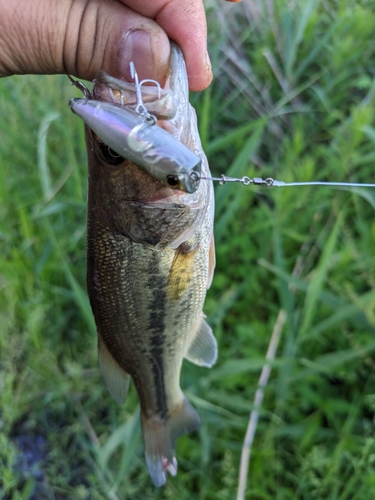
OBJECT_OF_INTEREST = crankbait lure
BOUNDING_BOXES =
[69,64,201,194]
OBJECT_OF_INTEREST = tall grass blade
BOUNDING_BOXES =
[285,0,319,78]
[199,84,211,150]
[300,215,342,336]
[294,19,341,81]
[206,119,267,156]
[44,220,95,333]
[215,119,265,238]
[273,226,296,339]
[215,118,266,211]
[61,260,96,333]
[343,187,375,210]
[37,112,60,200]
[303,288,375,342]
[98,407,141,476]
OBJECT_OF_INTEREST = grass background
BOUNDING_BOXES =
[1,0,375,498]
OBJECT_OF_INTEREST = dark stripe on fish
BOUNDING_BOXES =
[147,253,168,418]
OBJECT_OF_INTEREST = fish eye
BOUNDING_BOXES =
[99,142,124,166]
[166,175,180,188]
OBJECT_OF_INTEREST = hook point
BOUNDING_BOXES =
[129,61,136,80]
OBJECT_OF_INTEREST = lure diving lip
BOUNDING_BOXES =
[69,97,201,194]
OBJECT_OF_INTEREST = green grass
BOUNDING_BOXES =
[1,0,375,498]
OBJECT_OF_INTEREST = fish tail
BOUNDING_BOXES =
[141,396,200,487]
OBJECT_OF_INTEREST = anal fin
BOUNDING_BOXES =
[184,317,218,368]
[98,335,130,404]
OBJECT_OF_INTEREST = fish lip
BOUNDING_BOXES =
[92,69,177,120]
[92,42,186,122]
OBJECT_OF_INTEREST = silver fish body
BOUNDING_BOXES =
[81,43,217,486]
[69,93,201,193]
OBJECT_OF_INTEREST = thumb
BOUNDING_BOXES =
[0,0,171,84]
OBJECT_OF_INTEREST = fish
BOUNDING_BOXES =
[77,42,217,486]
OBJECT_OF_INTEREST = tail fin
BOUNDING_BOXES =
[141,396,200,487]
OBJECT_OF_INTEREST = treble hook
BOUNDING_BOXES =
[129,62,161,123]
[67,75,91,99]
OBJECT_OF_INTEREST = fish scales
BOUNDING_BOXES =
[82,43,217,486]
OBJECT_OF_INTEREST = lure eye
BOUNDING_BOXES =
[166,175,180,188]
[99,142,124,166]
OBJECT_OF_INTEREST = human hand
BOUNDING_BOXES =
[0,0,216,91]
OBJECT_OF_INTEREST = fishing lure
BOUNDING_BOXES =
[69,64,201,194]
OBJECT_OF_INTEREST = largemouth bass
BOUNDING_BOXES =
[77,43,217,487]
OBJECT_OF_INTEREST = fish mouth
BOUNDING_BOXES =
[93,42,187,124]
[93,73,177,121]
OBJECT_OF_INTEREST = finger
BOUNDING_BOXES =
[117,0,212,91]
[64,0,173,83]
[0,0,171,84]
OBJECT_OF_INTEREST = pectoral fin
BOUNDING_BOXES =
[98,335,130,404]
[184,317,218,368]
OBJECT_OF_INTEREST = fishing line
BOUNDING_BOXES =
[197,174,375,189]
